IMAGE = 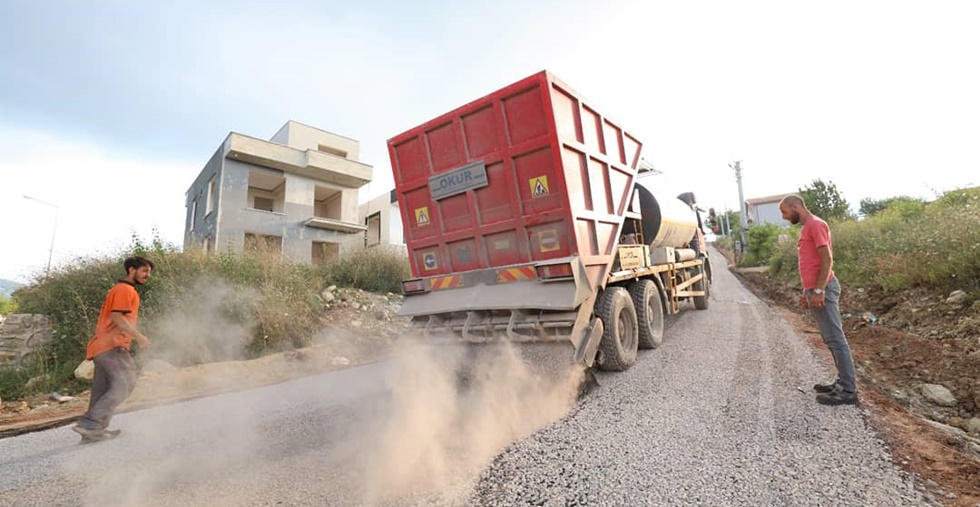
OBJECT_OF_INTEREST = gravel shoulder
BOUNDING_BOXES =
[473,248,930,506]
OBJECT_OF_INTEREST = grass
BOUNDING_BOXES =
[1,235,410,400]
[768,187,980,295]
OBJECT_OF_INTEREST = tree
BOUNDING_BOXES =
[799,179,850,221]
[859,196,923,217]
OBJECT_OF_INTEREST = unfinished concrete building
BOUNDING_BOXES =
[184,121,373,265]
[357,189,406,253]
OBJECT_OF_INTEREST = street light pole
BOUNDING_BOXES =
[23,195,59,275]
[729,161,748,253]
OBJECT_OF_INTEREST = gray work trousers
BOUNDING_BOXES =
[78,347,137,430]
[806,277,857,393]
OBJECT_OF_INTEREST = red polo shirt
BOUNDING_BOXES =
[797,215,834,290]
[85,281,140,359]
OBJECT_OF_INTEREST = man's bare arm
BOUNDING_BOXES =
[110,312,150,347]
[816,246,833,290]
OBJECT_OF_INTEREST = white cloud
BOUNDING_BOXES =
[0,125,199,281]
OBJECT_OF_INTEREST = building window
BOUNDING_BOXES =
[314,185,343,221]
[311,241,340,267]
[365,212,381,247]
[190,199,198,232]
[244,233,282,255]
[247,170,285,213]
[253,196,274,212]
[206,176,216,215]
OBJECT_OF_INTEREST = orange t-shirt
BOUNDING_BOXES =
[85,281,141,359]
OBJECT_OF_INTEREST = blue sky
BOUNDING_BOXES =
[2,0,978,281]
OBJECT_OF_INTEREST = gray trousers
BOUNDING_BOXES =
[806,277,857,393]
[79,347,137,430]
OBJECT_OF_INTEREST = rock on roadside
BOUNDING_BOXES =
[920,383,958,407]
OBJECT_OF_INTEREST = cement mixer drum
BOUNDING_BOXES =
[634,182,699,250]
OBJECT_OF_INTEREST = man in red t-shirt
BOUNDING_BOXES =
[779,195,858,406]
[72,256,154,442]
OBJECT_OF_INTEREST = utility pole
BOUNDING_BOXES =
[722,202,731,237]
[23,195,59,276]
[729,161,748,253]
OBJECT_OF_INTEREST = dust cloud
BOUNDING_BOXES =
[67,277,264,507]
[357,337,585,505]
[145,277,258,366]
[62,281,583,506]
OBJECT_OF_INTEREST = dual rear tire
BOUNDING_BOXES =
[596,280,666,371]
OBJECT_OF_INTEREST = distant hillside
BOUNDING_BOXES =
[0,279,23,298]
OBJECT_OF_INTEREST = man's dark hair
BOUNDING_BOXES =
[124,256,155,273]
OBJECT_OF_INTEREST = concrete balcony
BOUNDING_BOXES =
[303,217,367,234]
[226,133,372,188]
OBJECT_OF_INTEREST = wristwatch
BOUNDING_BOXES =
[812,288,824,295]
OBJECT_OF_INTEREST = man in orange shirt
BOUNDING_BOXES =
[779,195,858,406]
[72,256,154,441]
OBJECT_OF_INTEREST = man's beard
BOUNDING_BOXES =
[789,211,801,225]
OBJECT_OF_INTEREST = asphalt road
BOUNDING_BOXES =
[0,248,929,506]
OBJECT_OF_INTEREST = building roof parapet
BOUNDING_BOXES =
[226,133,371,188]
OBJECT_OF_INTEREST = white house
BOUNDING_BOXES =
[745,193,792,227]
[357,190,407,254]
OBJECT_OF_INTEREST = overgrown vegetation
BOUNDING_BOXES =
[799,179,851,222]
[859,195,925,218]
[1,233,410,399]
[765,187,980,294]
[0,294,17,316]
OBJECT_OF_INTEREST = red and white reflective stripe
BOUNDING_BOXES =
[496,266,537,283]
[428,275,463,290]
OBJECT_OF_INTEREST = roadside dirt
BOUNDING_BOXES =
[727,250,980,506]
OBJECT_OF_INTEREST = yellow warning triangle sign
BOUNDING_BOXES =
[415,207,430,226]
[531,176,549,197]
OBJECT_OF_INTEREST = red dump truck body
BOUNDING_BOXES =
[387,71,710,370]
[388,71,642,289]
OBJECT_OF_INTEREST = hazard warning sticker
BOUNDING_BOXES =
[538,230,560,252]
[529,176,549,198]
[414,206,431,227]
[422,252,438,270]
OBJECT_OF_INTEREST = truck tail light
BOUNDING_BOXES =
[536,263,573,280]
[401,279,428,294]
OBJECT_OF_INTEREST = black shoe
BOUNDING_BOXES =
[813,381,838,393]
[816,387,859,406]
[72,425,103,439]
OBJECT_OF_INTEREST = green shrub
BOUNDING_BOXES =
[763,187,980,295]
[8,234,411,398]
[741,223,786,267]
[14,256,125,388]
[321,246,411,294]
[0,366,31,400]
[768,227,800,283]
[0,294,17,315]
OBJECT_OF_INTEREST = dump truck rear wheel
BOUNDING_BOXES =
[693,265,710,310]
[596,287,638,371]
[629,280,664,349]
